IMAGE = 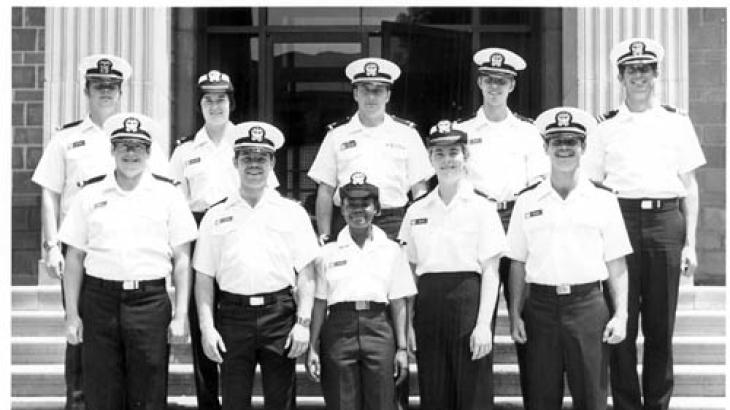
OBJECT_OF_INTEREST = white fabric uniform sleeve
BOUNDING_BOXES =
[581,130,606,182]
[525,126,549,183]
[505,196,528,262]
[168,144,190,199]
[31,136,65,194]
[677,115,707,174]
[148,142,171,178]
[57,190,88,250]
[192,212,219,278]
[406,128,435,187]
[167,187,198,247]
[397,208,417,264]
[314,251,329,300]
[307,131,338,187]
[290,205,321,272]
[601,195,633,262]
[387,245,417,300]
[477,200,508,266]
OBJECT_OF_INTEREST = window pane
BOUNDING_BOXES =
[387,8,471,25]
[362,8,408,25]
[268,8,359,25]
[205,7,259,26]
[206,35,259,122]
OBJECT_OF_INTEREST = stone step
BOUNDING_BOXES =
[10,396,730,410]
[11,336,725,366]
[11,309,726,338]
[11,364,726,397]
[12,285,725,311]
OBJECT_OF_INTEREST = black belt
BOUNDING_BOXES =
[219,287,292,307]
[618,197,680,211]
[329,301,387,312]
[530,281,602,296]
[84,275,166,291]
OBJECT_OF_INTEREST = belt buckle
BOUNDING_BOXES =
[556,284,571,295]
[249,296,265,306]
[497,201,507,211]
[355,301,370,310]
[641,200,653,210]
[122,280,139,290]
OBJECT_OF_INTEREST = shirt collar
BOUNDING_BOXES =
[348,113,393,133]
[194,122,236,147]
[78,114,102,134]
[534,173,594,201]
[100,171,157,194]
[422,179,476,206]
[474,106,515,128]
[617,98,663,118]
[335,224,389,250]
[227,187,281,210]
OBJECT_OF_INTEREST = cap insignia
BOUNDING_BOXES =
[555,111,572,127]
[124,117,141,133]
[364,62,379,77]
[630,41,646,56]
[490,53,505,68]
[436,120,452,134]
[249,126,265,142]
[97,59,113,74]
[350,172,367,185]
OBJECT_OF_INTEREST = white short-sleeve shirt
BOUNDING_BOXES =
[506,177,633,285]
[32,115,171,221]
[307,114,434,208]
[194,189,320,295]
[58,172,198,280]
[315,225,416,305]
[455,108,548,202]
[398,180,507,276]
[169,122,279,212]
[582,103,706,198]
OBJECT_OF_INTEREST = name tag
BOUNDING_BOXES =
[469,138,482,144]
[411,218,428,225]
[329,260,347,268]
[69,140,85,149]
[340,140,357,150]
[215,215,233,225]
[187,157,201,165]
[525,210,543,219]
[93,200,107,209]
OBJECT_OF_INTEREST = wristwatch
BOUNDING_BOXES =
[296,316,311,327]
[43,240,60,251]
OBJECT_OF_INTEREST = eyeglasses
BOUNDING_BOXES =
[623,64,654,75]
[112,141,148,153]
[547,137,582,147]
[481,75,512,86]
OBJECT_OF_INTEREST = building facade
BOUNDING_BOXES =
[11,7,726,285]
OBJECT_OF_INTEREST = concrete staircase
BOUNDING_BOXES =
[11,285,727,409]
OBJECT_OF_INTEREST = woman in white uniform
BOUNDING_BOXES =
[398,121,507,410]
[307,172,416,410]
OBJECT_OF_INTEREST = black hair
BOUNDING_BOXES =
[618,62,658,76]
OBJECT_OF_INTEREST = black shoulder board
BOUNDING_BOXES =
[517,181,542,196]
[661,104,686,115]
[175,134,195,146]
[590,180,615,193]
[596,109,618,123]
[391,116,416,128]
[77,174,105,188]
[326,117,350,132]
[513,113,534,124]
[152,173,179,186]
[455,113,477,124]
[208,197,227,209]
[59,119,83,131]
[473,189,496,202]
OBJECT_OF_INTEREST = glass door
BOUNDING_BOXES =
[265,32,364,206]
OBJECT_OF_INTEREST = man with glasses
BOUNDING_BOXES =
[32,54,166,409]
[194,122,318,410]
[508,107,630,410]
[583,38,706,410]
[454,47,548,405]
[58,113,196,410]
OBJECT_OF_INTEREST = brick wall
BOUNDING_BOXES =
[689,9,726,285]
[12,7,45,285]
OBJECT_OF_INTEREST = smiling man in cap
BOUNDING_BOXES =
[582,38,706,410]
[58,112,197,410]
[194,122,319,410]
[507,107,630,410]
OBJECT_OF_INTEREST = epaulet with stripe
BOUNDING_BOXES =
[473,189,497,202]
[175,134,195,146]
[407,190,431,208]
[455,113,477,124]
[517,181,542,196]
[661,104,687,116]
[326,117,350,132]
[391,116,417,129]
[596,109,619,123]
[76,174,105,188]
[513,112,534,124]
[590,180,615,193]
[58,119,83,131]
[152,173,179,186]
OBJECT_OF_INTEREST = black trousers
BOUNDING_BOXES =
[414,272,493,410]
[60,244,84,410]
[610,200,685,410]
[217,289,297,410]
[332,206,410,409]
[321,304,397,410]
[192,211,222,410]
[493,206,529,408]
[524,283,610,410]
[80,276,171,410]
